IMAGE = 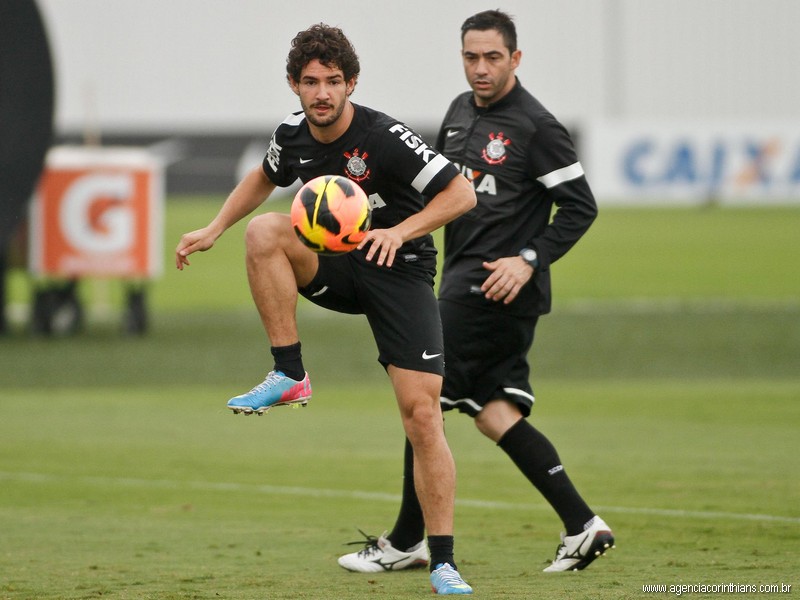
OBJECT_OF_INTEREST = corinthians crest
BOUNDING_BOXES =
[482,132,511,165]
[344,148,370,182]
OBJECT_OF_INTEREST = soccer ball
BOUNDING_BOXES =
[291,175,372,255]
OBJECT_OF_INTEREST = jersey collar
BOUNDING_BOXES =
[471,77,523,112]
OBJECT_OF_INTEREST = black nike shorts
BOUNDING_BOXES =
[298,252,444,375]
[439,299,537,417]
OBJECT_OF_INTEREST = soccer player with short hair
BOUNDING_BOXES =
[175,23,475,595]
[337,9,615,575]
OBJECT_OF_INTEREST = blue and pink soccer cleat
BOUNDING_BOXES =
[226,370,312,415]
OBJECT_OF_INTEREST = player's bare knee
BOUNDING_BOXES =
[475,400,523,442]
[402,405,444,447]
[473,413,493,438]
[245,213,290,255]
[405,428,442,458]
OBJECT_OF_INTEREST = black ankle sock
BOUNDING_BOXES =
[498,418,594,536]
[270,342,304,381]
[427,535,455,572]
[387,438,425,551]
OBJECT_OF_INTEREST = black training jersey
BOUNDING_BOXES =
[262,103,460,272]
[435,79,598,316]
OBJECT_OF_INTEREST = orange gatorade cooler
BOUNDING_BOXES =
[29,146,164,279]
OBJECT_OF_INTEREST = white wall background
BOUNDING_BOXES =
[36,0,800,135]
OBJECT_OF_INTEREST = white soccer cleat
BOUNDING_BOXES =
[338,531,429,573]
[543,515,615,572]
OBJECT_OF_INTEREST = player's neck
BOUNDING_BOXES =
[308,101,355,144]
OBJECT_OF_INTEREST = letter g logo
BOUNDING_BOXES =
[60,173,134,253]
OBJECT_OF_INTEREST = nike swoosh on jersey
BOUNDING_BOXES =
[299,157,313,164]
[446,129,459,137]
[422,351,442,359]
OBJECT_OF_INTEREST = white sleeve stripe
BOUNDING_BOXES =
[411,153,450,193]
[536,161,584,188]
[282,113,306,126]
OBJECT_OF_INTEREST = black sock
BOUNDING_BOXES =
[427,535,456,572]
[387,438,425,551]
[498,418,594,536]
[270,342,304,381]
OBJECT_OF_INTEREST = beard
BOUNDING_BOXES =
[302,98,346,128]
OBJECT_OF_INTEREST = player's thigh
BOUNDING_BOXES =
[475,399,525,441]
[362,269,444,375]
[442,301,534,366]
[298,254,361,314]
[388,365,443,422]
[439,300,535,408]
[247,212,319,287]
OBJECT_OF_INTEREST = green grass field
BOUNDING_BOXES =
[1,200,799,599]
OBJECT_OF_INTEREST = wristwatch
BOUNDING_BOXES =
[519,247,539,269]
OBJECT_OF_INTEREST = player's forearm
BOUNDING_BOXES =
[396,175,476,242]
[209,167,276,236]
[532,179,597,269]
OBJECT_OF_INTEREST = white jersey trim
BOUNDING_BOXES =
[502,387,535,404]
[282,112,306,127]
[440,396,483,413]
[411,153,450,194]
[440,387,535,412]
[537,161,584,189]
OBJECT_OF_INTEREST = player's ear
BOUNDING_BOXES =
[346,76,357,96]
[287,75,300,96]
[511,49,522,69]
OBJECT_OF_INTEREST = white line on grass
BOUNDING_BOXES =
[10,297,794,326]
[2,471,798,524]
[298,297,800,319]
[561,297,800,315]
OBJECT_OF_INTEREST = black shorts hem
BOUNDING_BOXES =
[441,389,534,418]
[377,355,445,377]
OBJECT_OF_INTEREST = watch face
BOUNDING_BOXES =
[522,249,537,261]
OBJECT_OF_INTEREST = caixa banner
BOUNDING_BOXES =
[585,120,800,204]
[29,146,164,278]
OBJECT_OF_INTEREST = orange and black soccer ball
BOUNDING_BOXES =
[290,175,372,255]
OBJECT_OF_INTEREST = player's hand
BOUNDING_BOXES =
[481,256,534,304]
[357,227,403,267]
[175,227,218,270]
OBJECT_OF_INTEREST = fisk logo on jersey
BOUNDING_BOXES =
[389,124,437,163]
[265,133,282,172]
[456,163,497,196]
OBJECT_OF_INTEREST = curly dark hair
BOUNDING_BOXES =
[461,9,517,54]
[286,24,360,84]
